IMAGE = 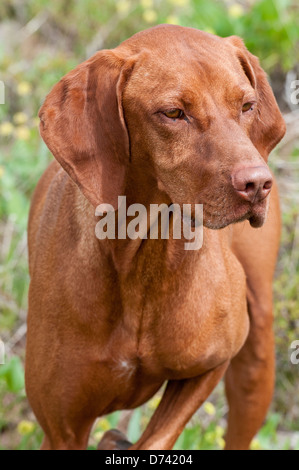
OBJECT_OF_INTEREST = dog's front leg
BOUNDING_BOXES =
[224,298,275,450]
[130,361,229,450]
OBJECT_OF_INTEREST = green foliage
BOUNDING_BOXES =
[128,408,142,443]
[0,0,298,450]
[185,0,299,71]
[174,421,225,450]
[0,356,24,393]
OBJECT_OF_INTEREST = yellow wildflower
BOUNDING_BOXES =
[215,425,225,437]
[17,420,35,436]
[216,437,226,449]
[13,112,28,125]
[148,395,161,410]
[143,9,158,23]
[116,0,131,14]
[204,27,216,35]
[166,15,180,25]
[228,4,244,18]
[0,121,14,136]
[250,438,263,450]
[203,401,216,416]
[15,126,30,140]
[96,418,111,432]
[17,81,32,96]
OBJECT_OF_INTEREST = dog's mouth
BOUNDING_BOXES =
[232,199,269,229]
[248,208,268,228]
[203,198,269,230]
[238,197,270,228]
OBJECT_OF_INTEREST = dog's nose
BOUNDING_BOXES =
[232,166,273,203]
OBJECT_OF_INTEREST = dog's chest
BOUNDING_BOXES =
[113,243,249,381]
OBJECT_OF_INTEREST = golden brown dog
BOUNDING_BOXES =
[26,25,286,450]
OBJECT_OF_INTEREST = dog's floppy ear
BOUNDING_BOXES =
[39,50,133,208]
[226,36,286,160]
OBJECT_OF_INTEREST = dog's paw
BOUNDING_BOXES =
[97,429,132,450]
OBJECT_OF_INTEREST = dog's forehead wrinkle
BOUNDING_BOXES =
[129,55,250,111]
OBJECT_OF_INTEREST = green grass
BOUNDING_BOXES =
[1,0,299,450]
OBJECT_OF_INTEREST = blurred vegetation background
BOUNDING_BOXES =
[0,0,299,450]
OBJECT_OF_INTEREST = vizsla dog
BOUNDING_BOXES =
[26,24,286,450]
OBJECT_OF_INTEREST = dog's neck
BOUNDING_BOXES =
[94,175,207,275]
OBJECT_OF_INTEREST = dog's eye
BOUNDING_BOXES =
[164,109,184,120]
[242,102,254,113]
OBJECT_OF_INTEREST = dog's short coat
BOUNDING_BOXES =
[26,25,286,450]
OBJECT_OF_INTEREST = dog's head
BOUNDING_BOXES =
[39,25,285,229]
